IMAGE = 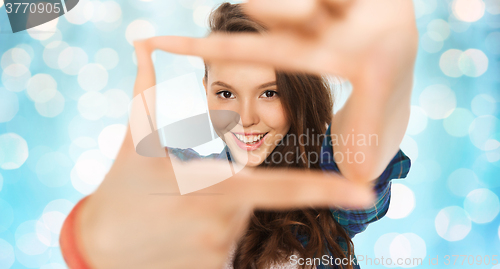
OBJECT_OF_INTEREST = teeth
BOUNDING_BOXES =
[234,133,266,144]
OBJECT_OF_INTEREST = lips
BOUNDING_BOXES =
[231,132,269,151]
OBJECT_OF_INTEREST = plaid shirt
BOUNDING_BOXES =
[167,124,411,269]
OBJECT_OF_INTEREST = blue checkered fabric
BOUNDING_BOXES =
[166,123,411,269]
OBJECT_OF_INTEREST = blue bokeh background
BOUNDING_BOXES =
[0,0,499,268]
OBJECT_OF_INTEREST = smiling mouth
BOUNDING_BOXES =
[232,132,269,145]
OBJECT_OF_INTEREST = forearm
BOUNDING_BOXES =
[331,35,416,183]
[115,40,158,160]
[332,78,412,183]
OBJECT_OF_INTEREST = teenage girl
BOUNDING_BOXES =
[59,1,417,268]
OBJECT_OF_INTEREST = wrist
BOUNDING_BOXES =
[133,39,155,56]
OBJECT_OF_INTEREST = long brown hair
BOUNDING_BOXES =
[203,3,354,268]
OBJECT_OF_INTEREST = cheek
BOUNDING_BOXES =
[259,102,289,133]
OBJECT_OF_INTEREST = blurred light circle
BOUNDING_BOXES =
[464,188,500,223]
[35,90,65,118]
[27,16,58,40]
[43,199,74,216]
[0,133,29,170]
[90,0,105,22]
[485,32,500,54]
[427,19,451,41]
[35,152,73,187]
[73,149,112,185]
[1,48,31,69]
[389,233,426,268]
[413,0,437,18]
[443,108,475,137]
[14,246,51,268]
[35,220,54,246]
[15,220,50,255]
[386,183,415,219]
[374,233,399,262]
[400,135,419,161]
[78,91,108,120]
[485,12,500,27]
[98,124,127,159]
[458,49,488,77]
[58,47,89,75]
[157,78,205,120]
[193,5,212,28]
[439,49,463,77]
[447,168,480,197]
[0,238,15,269]
[78,63,108,92]
[43,41,69,69]
[187,56,205,69]
[125,19,156,45]
[176,0,204,9]
[1,63,31,92]
[40,263,66,269]
[472,153,500,188]
[26,145,52,172]
[420,32,443,53]
[104,89,130,118]
[0,87,19,123]
[39,29,63,47]
[0,198,14,232]
[94,48,119,70]
[71,166,98,194]
[485,0,500,14]
[94,1,122,32]
[469,115,500,150]
[485,139,500,162]
[435,206,471,241]
[419,84,456,119]
[68,115,106,141]
[448,14,471,32]
[452,0,486,22]
[99,1,122,23]
[69,137,97,162]
[17,232,49,255]
[27,74,58,103]
[65,0,93,24]
[41,211,66,235]
[407,106,428,135]
[471,94,496,116]
[15,43,35,59]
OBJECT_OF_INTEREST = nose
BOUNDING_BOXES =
[237,99,259,128]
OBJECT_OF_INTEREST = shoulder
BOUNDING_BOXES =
[166,146,230,161]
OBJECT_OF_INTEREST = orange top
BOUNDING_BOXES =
[59,196,93,269]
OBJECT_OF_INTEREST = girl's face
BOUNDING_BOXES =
[204,62,290,167]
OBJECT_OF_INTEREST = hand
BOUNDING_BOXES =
[73,40,376,269]
[156,0,418,83]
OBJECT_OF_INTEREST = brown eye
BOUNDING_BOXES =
[261,90,278,98]
[217,90,235,99]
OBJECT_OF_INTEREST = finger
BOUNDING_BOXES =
[221,205,253,246]
[119,42,166,161]
[244,0,344,34]
[213,167,376,210]
[156,34,352,77]
[243,0,319,27]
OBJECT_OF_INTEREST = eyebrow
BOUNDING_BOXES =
[211,81,277,90]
